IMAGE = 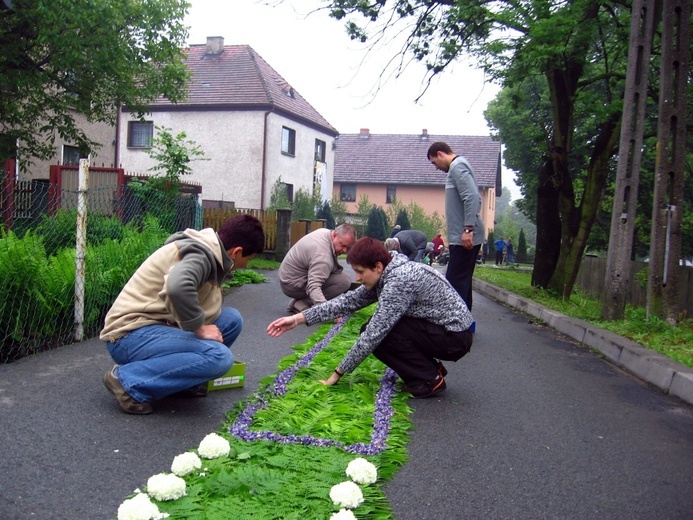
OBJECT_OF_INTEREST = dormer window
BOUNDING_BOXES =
[286,87,294,98]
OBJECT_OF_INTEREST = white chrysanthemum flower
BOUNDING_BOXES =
[146,473,187,501]
[330,508,358,520]
[197,432,231,459]
[117,493,161,520]
[345,457,378,485]
[329,481,364,509]
[171,452,202,477]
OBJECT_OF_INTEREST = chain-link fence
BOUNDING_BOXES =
[0,163,201,363]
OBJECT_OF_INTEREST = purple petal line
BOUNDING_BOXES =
[229,317,398,455]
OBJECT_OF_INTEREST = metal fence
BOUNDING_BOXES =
[0,164,202,363]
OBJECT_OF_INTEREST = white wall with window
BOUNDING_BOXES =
[117,110,335,209]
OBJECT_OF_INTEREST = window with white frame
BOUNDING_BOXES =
[281,126,296,156]
[128,121,153,148]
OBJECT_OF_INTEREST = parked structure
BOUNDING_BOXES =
[333,129,502,237]
[117,37,338,209]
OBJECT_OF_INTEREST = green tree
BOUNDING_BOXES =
[146,126,206,195]
[365,206,389,240]
[0,0,190,164]
[268,177,292,211]
[323,0,632,298]
[395,209,411,230]
[292,188,319,221]
[316,200,336,229]
[330,194,348,225]
[354,194,374,237]
[517,229,528,263]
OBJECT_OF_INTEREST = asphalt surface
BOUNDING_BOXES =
[1,265,692,520]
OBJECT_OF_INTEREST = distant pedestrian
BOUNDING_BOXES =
[385,229,428,262]
[481,240,489,264]
[389,224,402,238]
[431,233,445,263]
[494,237,506,265]
[505,238,515,264]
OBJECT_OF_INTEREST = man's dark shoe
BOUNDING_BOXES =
[171,383,209,398]
[436,361,448,378]
[103,366,153,415]
[406,376,447,399]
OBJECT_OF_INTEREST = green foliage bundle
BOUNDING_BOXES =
[147,308,413,519]
[34,209,125,257]
[0,216,169,362]
[329,195,348,225]
[395,209,411,230]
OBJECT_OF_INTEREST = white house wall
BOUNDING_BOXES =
[118,110,335,210]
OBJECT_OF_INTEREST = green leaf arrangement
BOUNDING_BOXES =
[143,306,413,519]
[223,269,268,289]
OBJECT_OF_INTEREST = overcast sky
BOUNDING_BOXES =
[184,0,520,198]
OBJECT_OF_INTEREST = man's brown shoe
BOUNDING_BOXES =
[103,366,153,415]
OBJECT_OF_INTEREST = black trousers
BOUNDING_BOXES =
[367,316,472,386]
[446,244,481,310]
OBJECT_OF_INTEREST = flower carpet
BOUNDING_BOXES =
[117,306,414,519]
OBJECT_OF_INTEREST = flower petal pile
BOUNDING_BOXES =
[170,452,202,477]
[117,493,166,520]
[197,432,231,459]
[345,457,378,485]
[146,473,186,502]
[329,481,364,509]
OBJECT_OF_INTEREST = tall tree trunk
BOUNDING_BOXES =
[532,159,561,287]
[548,114,621,298]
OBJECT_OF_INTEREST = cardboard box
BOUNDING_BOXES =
[207,362,246,391]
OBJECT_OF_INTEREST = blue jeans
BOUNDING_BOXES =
[106,307,242,402]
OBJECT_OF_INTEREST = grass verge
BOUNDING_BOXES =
[473,264,693,368]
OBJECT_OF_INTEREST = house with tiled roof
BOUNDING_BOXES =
[117,37,338,209]
[333,129,502,238]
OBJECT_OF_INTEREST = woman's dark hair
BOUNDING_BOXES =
[347,237,392,269]
[217,214,265,256]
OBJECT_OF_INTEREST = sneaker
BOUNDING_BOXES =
[171,383,209,398]
[103,366,153,415]
[436,361,448,378]
[286,299,298,314]
[406,376,447,399]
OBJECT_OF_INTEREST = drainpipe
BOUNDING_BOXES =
[261,109,273,209]
[114,107,121,168]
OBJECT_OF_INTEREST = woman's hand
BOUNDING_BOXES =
[267,313,303,337]
[319,369,343,386]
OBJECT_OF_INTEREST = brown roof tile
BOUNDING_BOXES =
[151,43,338,136]
[334,132,501,189]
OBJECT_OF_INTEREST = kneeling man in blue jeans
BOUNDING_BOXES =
[100,214,265,415]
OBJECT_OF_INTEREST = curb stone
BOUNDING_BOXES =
[472,278,693,407]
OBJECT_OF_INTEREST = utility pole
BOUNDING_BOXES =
[647,0,690,323]
[602,0,656,320]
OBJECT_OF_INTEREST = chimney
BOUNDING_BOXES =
[359,128,370,138]
[206,36,224,55]
[421,129,429,139]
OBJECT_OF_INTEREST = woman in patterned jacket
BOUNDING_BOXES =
[267,237,474,398]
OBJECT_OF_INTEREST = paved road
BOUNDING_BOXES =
[0,266,691,519]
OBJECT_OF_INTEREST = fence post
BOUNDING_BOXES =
[275,208,292,261]
[74,158,89,342]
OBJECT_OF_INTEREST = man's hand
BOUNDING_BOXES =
[461,231,474,249]
[195,324,223,342]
